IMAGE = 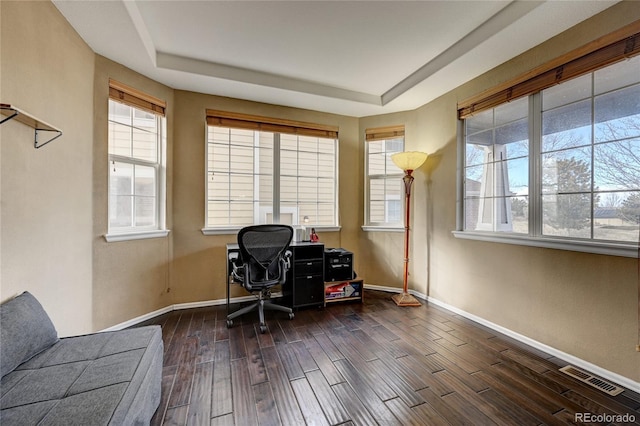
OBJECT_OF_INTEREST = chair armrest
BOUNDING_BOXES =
[283,250,292,271]
[229,252,244,284]
[277,250,292,285]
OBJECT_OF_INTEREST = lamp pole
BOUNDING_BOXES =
[392,169,422,306]
[390,151,427,307]
[402,170,414,293]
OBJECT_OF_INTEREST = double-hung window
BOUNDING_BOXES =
[106,80,167,241]
[364,126,405,229]
[457,30,640,257]
[204,110,338,233]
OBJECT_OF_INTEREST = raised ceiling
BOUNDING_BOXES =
[52,0,618,117]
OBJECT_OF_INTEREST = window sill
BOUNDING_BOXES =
[452,231,638,258]
[104,230,170,242]
[202,225,341,236]
[202,227,239,236]
[362,226,404,233]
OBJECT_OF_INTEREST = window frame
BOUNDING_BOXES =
[202,111,340,235]
[455,58,640,258]
[105,81,168,242]
[363,125,405,231]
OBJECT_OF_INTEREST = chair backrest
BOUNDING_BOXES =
[237,224,293,286]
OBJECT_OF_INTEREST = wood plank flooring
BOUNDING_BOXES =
[136,290,640,425]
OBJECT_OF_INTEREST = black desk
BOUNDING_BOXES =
[226,242,325,316]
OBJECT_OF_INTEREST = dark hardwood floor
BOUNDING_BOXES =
[137,290,640,425]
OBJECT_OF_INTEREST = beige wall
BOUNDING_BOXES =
[1,0,637,382]
[360,3,640,381]
[171,91,359,304]
[92,57,175,330]
[0,1,94,336]
[359,111,418,288]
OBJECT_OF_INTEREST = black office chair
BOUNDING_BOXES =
[226,224,295,333]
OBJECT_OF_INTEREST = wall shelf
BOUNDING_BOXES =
[0,103,62,148]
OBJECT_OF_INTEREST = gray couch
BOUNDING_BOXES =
[0,292,163,425]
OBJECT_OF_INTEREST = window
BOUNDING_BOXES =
[204,110,338,232]
[464,99,529,233]
[542,63,640,242]
[364,126,405,228]
[107,80,167,241]
[458,53,640,256]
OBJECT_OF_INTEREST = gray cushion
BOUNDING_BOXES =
[0,292,59,377]
[0,326,163,425]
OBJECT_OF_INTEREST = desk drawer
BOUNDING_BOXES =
[293,244,324,259]
[293,274,324,306]
[294,259,323,276]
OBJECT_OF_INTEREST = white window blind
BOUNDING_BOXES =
[205,111,338,230]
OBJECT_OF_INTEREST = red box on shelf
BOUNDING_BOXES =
[325,280,362,300]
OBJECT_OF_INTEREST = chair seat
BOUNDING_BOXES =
[231,271,281,289]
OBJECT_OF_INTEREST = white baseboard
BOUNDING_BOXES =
[364,283,427,299]
[105,284,639,393]
[426,297,640,393]
[364,284,639,393]
[100,293,280,332]
[100,305,174,332]
[424,295,639,394]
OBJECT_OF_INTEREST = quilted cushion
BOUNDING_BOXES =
[0,326,163,425]
[0,292,59,377]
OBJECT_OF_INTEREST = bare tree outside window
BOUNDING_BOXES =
[542,157,595,236]
[462,55,640,245]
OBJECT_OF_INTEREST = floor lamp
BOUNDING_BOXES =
[391,151,428,307]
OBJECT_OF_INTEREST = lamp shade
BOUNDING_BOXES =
[391,151,428,171]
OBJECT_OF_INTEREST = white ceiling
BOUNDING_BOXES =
[52,0,618,117]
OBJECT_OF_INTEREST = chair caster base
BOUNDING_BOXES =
[289,312,295,320]
[226,319,233,328]
[259,324,267,334]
